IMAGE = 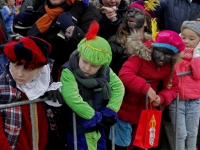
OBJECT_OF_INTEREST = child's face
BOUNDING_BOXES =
[181,28,200,48]
[79,56,102,76]
[152,47,174,67]
[126,7,146,29]
[15,8,20,15]
[10,63,42,85]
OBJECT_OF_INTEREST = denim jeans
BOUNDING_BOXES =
[168,99,200,150]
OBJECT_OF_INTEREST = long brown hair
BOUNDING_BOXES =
[115,13,152,49]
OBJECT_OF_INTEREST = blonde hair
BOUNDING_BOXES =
[15,5,21,10]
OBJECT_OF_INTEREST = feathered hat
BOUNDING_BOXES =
[77,21,112,66]
[0,36,51,69]
[127,0,159,39]
[127,0,159,17]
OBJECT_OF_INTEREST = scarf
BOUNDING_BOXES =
[69,50,111,103]
[183,47,194,60]
[28,0,70,36]
[175,47,194,73]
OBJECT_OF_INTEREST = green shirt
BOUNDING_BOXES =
[61,68,124,120]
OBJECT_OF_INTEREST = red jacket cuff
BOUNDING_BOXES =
[141,83,151,95]
[158,94,165,106]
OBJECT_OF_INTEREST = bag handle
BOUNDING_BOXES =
[148,101,158,111]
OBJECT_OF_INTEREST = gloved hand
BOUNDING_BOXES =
[14,7,37,27]
[99,116,116,128]
[45,90,64,104]
[56,12,74,31]
[99,107,118,128]
[82,111,102,128]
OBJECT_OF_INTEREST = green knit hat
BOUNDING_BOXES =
[77,21,112,66]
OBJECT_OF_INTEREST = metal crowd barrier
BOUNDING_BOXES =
[0,96,114,150]
[0,71,193,150]
[0,97,47,150]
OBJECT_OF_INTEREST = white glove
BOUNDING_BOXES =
[193,42,200,58]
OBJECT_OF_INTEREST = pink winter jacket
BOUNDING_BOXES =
[175,46,200,100]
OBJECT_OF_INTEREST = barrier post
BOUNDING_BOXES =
[0,98,46,150]
[30,104,36,150]
[73,112,78,150]
[111,125,115,150]
[175,93,179,150]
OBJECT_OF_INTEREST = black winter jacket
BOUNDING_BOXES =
[108,35,130,75]
[156,0,200,33]
[95,0,128,40]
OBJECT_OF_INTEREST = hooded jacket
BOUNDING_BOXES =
[117,33,179,124]
[109,32,152,75]
[1,6,14,32]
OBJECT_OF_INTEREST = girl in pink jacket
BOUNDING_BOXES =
[169,21,200,150]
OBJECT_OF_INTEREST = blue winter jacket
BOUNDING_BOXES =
[155,0,200,33]
[1,7,14,32]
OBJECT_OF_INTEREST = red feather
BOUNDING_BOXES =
[86,21,99,40]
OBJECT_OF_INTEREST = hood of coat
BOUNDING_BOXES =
[125,31,153,61]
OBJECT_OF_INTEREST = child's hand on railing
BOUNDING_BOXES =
[45,90,64,104]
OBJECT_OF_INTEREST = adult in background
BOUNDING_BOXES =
[1,0,15,40]
[155,0,200,33]
[13,0,101,81]
[90,0,128,40]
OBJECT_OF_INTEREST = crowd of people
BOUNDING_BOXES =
[0,0,200,150]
